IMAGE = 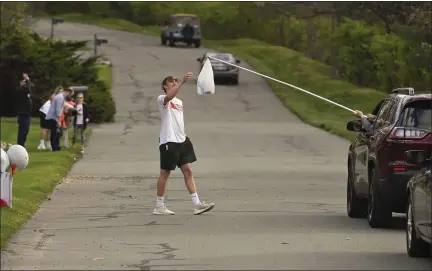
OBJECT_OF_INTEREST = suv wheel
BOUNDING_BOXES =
[347,172,367,218]
[194,40,201,48]
[161,37,167,45]
[406,196,430,257]
[367,168,392,228]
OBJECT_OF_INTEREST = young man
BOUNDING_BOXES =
[45,87,73,151]
[154,72,214,215]
[14,73,33,148]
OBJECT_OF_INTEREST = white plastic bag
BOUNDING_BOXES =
[1,172,13,208]
[197,58,215,95]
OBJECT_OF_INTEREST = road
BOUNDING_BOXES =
[1,20,430,270]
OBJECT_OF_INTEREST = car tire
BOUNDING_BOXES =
[194,41,201,48]
[232,76,239,85]
[161,37,167,45]
[169,40,175,47]
[406,195,430,257]
[346,167,367,218]
[367,167,392,228]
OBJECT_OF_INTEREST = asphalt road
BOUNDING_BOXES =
[1,20,430,270]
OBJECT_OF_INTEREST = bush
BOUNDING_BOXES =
[0,8,116,123]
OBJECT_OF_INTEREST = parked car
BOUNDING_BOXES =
[197,52,241,85]
[405,150,431,257]
[161,14,201,48]
[345,87,431,228]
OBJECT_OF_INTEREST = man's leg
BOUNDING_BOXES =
[153,143,178,215]
[17,116,25,147]
[178,137,214,215]
[49,120,60,151]
[17,116,30,148]
[45,128,52,150]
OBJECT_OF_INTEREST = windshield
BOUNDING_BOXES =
[207,53,234,63]
[400,100,432,131]
[171,16,200,26]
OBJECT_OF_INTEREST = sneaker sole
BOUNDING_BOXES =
[194,204,215,215]
[152,211,175,215]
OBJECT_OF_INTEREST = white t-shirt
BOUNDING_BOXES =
[157,95,186,145]
[76,104,83,125]
[39,100,51,115]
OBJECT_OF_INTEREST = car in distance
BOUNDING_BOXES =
[405,150,431,258]
[161,14,201,48]
[345,87,431,228]
[197,52,241,85]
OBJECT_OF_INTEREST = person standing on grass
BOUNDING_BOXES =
[37,98,52,151]
[153,72,214,216]
[62,89,76,148]
[72,93,89,153]
[14,73,33,148]
[45,87,73,151]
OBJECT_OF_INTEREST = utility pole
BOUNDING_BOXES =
[50,17,64,39]
[94,34,108,56]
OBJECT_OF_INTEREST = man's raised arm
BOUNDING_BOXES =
[164,72,193,105]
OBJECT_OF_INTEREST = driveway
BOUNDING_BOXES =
[1,20,430,270]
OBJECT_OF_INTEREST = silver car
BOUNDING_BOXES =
[197,52,241,85]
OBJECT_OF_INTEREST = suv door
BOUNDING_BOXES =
[369,98,397,179]
[352,99,388,196]
[425,162,432,239]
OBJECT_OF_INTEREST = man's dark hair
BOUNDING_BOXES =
[161,76,178,93]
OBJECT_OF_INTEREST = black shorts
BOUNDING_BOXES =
[159,136,197,171]
[39,112,50,129]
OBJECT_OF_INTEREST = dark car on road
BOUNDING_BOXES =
[345,88,431,228]
[197,52,241,85]
[405,150,431,258]
[161,14,201,48]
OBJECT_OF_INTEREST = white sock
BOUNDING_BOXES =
[40,139,45,146]
[156,196,164,207]
[191,193,201,206]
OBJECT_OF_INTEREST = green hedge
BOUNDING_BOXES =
[0,4,116,123]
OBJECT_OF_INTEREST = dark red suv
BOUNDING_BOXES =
[345,88,431,228]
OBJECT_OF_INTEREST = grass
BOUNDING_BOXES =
[49,13,387,141]
[0,65,111,249]
[96,64,113,90]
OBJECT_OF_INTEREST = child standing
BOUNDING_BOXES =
[72,93,89,153]
[62,89,75,148]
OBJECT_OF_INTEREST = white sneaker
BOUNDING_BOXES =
[46,143,52,150]
[153,205,175,215]
[194,202,215,215]
[37,144,46,151]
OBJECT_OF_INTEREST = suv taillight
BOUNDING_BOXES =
[390,127,430,140]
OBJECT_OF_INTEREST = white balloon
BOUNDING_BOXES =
[1,148,10,173]
[7,145,29,171]
[197,58,215,95]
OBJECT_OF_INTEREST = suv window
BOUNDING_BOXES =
[375,99,396,129]
[399,100,432,130]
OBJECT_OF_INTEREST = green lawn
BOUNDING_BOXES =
[96,64,113,90]
[0,64,112,249]
[53,13,388,141]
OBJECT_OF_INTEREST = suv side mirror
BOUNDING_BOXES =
[405,150,430,166]
[346,120,366,132]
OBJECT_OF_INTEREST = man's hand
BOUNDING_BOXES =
[353,110,364,118]
[23,73,29,80]
[182,72,193,83]
[366,114,376,119]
